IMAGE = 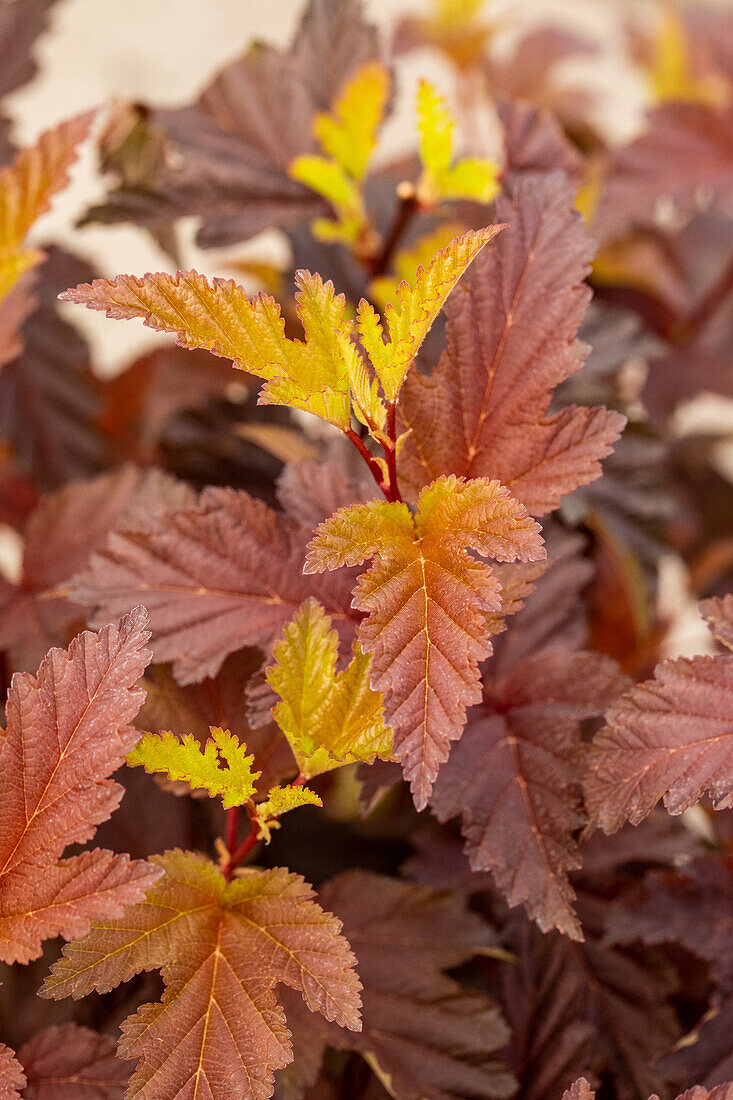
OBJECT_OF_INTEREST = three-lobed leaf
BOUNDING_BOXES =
[306,474,545,808]
[61,226,499,429]
[44,850,362,1100]
[267,597,393,780]
[0,608,161,964]
[416,80,500,206]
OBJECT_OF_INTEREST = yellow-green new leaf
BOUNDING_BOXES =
[267,598,393,780]
[127,727,260,808]
[356,226,503,402]
[255,784,323,843]
[61,268,355,430]
[369,221,464,308]
[0,113,92,302]
[416,81,500,206]
[314,62,390,181]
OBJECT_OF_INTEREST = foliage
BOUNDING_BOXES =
[3,0,733,1097]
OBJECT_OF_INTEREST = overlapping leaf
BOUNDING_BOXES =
[0,248,105,489]
[70,461,364,683]
[62,225,498,428]
[44,850,362,1100]
[432,530,626,938]
[305,474,544,808]
[357,225,501,403]
[586,595,733,833]
[0,1,61,164]
[2,1024,132,1099]
[0,609,161,964]
[399,175,625,515]
[0,466,194,671]
[267,598,393,779]
[318,871,516,1100]
[137,651,295,796]
[85,0,378,246]
[563,1078,733,1100]
[0,115,92,303]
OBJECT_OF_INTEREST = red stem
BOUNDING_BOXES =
[225,806,238,856]
[223,813,259,881]
[366,189,418,280]
[382,402,402,503]
[346,428,394,501]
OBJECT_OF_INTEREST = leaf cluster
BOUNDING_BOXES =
[3,1,733,1098]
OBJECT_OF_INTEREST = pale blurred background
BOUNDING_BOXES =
[7,0,655,371]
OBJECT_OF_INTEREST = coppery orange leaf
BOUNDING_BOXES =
[44,850,361,1100]
[305,474,544,808]
[0,609,161,964]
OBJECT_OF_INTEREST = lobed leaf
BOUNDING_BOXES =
[44,850,362,1100]
[357,225,502,402]
[0,114,92,302]
[313,61,389,180]
[416,80,499,205]
[70,468,361,684]
[0,609,161,964]
[318,870,516,1100]
[399,175,625,515]
[255,784,323,843]
[127,727,260,808]
[306,475,545,808]
[267,598,393,780]
[586,596,733,833]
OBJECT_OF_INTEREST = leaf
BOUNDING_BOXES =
[415,81,500,206]
[0,2,61,157]
[0,248,106,490]
[432,649,625,939]
[70,467,362,684]
[357,225,503,403]
[0,466,194,671]
[13,1023,132,1098]
[0,115,92,302]
[127,727,260,808]
[44,850,362,1100]
[594,104,733,243]
[562,1079,733,1100]
[255,785,323,843]
[369,222,465,309]
[305,474,545,808]
[86,0,379,247]
[267,598,393,780]
[0,1045,24,1099]
[318,870,516,1100]
[137,651,295,797]
[586,596,733,833]
[605,856,733,992]
[313,62,389,181]
[398,175,626,515]
[496,96,584,185]
[0,609,162,964]
[432,529,625,938]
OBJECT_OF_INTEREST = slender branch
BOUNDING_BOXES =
[382,402,402,504]
[225,806,238,857]
[345,427,394,501]
[366,185,418,280]
[223,812,259,880]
